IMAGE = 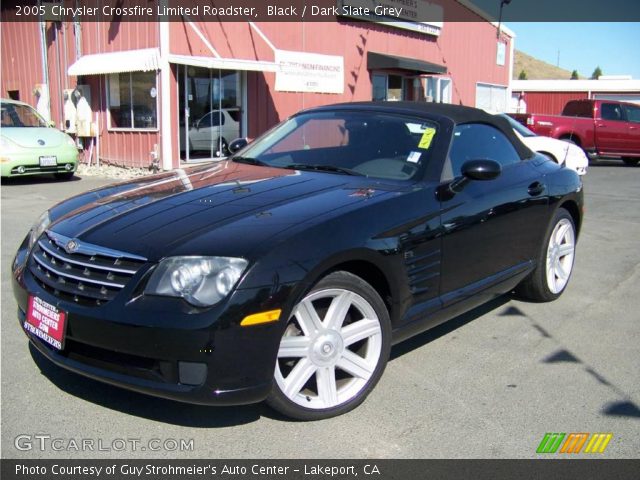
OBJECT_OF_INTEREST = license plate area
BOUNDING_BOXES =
[24,296,67,350]
[39,156,57,167]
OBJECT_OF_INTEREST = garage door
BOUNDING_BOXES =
[476,83,508,113]
[593,93,640,106]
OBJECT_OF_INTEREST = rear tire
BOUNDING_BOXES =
[267,271,391,420]
[516,208,576,302]
[622,157,639,166]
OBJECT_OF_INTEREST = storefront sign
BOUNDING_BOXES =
[275,50,344,94]
[337,0,443,36]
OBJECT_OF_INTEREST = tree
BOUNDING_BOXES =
[570,70,579,80]
[518,69,528,80]
[591,66,603,79]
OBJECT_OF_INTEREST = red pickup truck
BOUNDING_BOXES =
[511,99,640,165]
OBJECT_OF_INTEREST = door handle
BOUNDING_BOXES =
[597,123,606,127]
[528,182,545,196]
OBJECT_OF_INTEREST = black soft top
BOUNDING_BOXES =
[310,101,535,161]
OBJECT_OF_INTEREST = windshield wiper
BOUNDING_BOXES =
[283,163,365,176]
[232,156,270,167]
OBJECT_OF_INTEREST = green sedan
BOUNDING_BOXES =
[1,99,78,180]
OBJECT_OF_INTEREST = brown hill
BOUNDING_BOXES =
[514,50,581,80]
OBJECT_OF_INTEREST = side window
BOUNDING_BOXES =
[623,105,640,123]
[448,123,520,177]
[601,103,624,121]
[562,101,593,118]
[199,112,223,128]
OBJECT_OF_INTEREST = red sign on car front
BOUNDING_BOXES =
[24,296,66,350]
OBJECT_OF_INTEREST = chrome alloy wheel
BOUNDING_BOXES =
[546,217,575,294]
[274,288,383,410]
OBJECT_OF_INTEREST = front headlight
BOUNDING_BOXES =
[65,135,77,148]
[28,210,51,250]
[145,256,248,307]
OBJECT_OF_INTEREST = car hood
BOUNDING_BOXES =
[2,127,68,148]
[47,161,398,260]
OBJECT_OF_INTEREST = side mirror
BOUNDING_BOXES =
[461,159,501,181]
[228,137,248,154]
[438,159,501,200]
[48,120,56,128]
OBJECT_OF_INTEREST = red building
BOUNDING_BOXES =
[2,1,514,170]
[511,79,640,115]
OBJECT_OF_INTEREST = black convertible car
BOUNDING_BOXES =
[12,102,583,420]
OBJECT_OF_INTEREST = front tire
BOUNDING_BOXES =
[516,208,576,302]
[267,271,391,420]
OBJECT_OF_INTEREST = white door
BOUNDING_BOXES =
[476,83,508,113]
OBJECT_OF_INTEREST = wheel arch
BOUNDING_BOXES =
[558,200,582,236]
[558,132,582,146]
[537,151,558,163]
[287,250,401,325]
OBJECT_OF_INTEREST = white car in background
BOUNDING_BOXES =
[187,108,240,156]
[499,114,588,175]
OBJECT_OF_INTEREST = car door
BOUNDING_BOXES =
[622,103,640,153]
[190,111,223,151]
[595,102,630,154]
[439,123,549,305]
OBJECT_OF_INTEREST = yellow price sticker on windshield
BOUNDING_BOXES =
[418,128,436,149]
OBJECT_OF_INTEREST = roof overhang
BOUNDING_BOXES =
[168,54,279,73]
[367,52,447,75]
[68,48,160,76]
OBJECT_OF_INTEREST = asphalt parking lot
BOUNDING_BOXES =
[1,162,639,459]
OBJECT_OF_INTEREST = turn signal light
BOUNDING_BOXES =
[240,309,281,327]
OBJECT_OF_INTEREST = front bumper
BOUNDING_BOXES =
[1,146,78,177]
[12,244,289,406]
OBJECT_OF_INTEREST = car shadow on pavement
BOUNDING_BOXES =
[588,159,637,168]
[1,175,82,186]
[499,304,640,421]
[390,296,511,361]
[28,343,269,427]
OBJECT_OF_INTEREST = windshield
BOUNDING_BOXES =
[235,111,438,181]
[1,102,48,128]
[497,113,536,138]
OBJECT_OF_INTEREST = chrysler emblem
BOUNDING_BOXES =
[37,139,45,146]
[64,240,78,254]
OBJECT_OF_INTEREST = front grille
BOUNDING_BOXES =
[29,231,147,306]
[11,164,73,174]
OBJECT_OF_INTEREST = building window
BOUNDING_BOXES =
[108,71,157,130]
[425,77,452,103]
[372,74,408,101]
[372,74,387,101]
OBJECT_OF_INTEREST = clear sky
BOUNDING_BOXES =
[505,22,640,79]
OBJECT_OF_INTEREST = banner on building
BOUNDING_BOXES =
[275,50,344,94]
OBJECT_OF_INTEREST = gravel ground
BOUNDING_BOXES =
[76,163,156,180]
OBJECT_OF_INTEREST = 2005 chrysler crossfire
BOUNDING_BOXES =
[12,102,583,420]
